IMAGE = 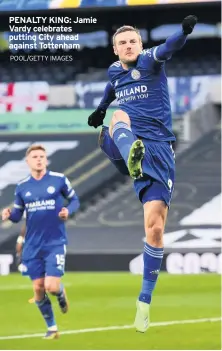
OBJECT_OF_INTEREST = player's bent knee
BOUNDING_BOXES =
[45,282,60,294]
[110,110,131,138]
[45,285,55,294]
[112,110,130,126]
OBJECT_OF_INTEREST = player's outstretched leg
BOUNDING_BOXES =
[134,243,164,333]
[111,110,145,179]
[134,199,166,333]
[44,258,69,314]
[48,281,69,314]
[35,293,59,339]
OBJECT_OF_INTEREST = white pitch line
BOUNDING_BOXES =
[0,284,34,291]
[0,317,221,341]
[0,283,72,291]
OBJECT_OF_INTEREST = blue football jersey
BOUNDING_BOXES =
[108,47,175,141]
[13,171,77,259]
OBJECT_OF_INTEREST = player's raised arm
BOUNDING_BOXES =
[59,176,80,220]
[2,185,25,223]
[88,81,116,128]
[154,15,198,62]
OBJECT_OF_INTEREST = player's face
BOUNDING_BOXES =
[113,31,142,65]
[26,150,48,172]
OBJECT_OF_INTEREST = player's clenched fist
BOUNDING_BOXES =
[1,208,11,221]
[58,207,69,221]
[88,109,106,128]
[182,15,198,35]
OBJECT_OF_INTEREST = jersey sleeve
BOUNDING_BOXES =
[142,29,187,64]
[9,185,25,223]
[14,185,25,210]
[140,48,165,66]
[98,81,116,111]
[61,176,76,199]
[61,176,80,215]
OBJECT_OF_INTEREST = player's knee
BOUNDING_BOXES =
[151,225,163,245]
[146,223,164,247]
[109,110,131,138]
[45,282,59,294]
[111,110,130,126]
[33,284,45,299]
[112,110,130,124]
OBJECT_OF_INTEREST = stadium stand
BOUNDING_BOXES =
[0,52,220,83]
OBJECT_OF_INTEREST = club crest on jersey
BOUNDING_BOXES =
[131,69,141,80]
[47,186,55,194]
[25,191,31,197]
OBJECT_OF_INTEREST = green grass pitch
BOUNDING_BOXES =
[0,273,221,350]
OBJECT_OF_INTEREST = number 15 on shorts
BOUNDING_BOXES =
[56,254,65,272]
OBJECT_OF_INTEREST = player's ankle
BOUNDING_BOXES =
[139,293,151,304]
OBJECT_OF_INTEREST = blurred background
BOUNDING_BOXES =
[0,0,221,277]
[0,1,221,349]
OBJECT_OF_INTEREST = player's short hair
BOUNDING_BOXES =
[113,25,141,45]
[26,144,46,157]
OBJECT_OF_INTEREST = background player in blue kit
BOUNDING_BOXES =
[1,144,80,339]
[88,15,197,333]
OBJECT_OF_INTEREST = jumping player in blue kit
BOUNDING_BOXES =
[1,144,80,339]
[88,16,198,332]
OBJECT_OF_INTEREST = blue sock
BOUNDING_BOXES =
[139,243,164,304]
[35,294,56,329]
[112,122,135,164]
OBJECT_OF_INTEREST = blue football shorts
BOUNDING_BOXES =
[21,245,66,281]
[99,125,175,206]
